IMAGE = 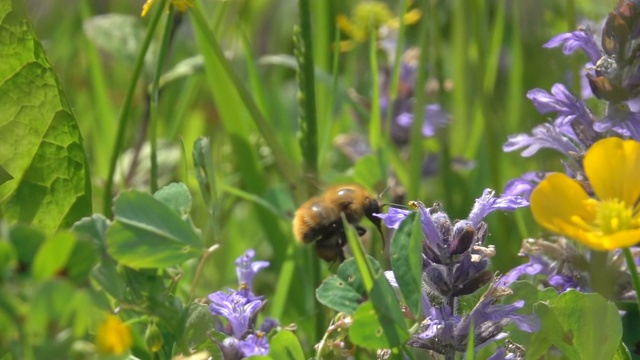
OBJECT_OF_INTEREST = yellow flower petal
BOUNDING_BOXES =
[141,0,154,17]
[95,315,132,355]
[402,9,422,25]
[591,229,640,250]
[530,172,596,241]
[584,137,640,207]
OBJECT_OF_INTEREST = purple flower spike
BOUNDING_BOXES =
[238,333,269,357]
[467,189,529,227]
[526,84,592,128]
[208,290,263,338]
[503,123,581,157]
[374,207,411,229]
[235,249,269,291]
[544,29,602,64]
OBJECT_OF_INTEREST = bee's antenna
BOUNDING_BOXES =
[377,186,392,200]
[380,202,410,210]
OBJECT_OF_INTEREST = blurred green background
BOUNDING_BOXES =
[21,0,614,350]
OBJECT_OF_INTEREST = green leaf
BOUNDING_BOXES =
[65,238,98,283]
[528,290,622,360]
[390,211,422,317]
[8,225,45,271]
[27,280,77,339]
[181,303,216,349]
[316,257,381,314]
[612,341,632,360]
[153,182,192,216]
[72,214,111,258]
[92,260,126,300]
[107,191,204,269]
[32,231,77,280]
[157,55,204,90]
[268,330,305,360]
[550,290,622,360]
[316,276,364,314]
[527,302,576,360]
[0,0,92,234]
[350,297,408,350]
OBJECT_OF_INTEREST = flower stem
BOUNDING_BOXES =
[622,247,640,316]
[103,0,166,217]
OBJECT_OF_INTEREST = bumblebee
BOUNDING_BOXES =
[292,184,384,263]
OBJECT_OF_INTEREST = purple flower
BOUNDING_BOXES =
[238,333,269,357]
[373,207,411,229]
[467,189,529,227]
[503,172,546,200]
[208,290,263,338]
[396,104,450,137]
[413,201,444,248]
[544,28,602,64]
[418,305,460,342]
[548,274,584,293]
[594,105,640,140]
[463,298,540,334]
[235,249,269,292]
[526,84,593,129]
[503,123,582,157]
[500,255,551,286]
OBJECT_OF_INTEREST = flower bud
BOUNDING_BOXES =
[450,222,475,256]
[145,322,163,353]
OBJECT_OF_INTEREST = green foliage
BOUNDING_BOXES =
[389,211,422,317]
[267,330,306,360]
[0,0,91,233]
[4,0,640,358]
[107,188,204,269]
[528,291,623,360]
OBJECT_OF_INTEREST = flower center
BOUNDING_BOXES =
[593,198,637,234]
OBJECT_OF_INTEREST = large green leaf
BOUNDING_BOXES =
[106,190,204,269]
[389,211,423,317]
[0,0,91,233]
[528,290,622,360]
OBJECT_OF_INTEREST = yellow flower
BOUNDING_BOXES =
[141,0,194,17]
[531,137,640,250]
[336,1,421,51]
[95,315,132,355]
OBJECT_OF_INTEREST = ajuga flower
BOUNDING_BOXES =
[208,250,276,359]
[377,190,534,357]
[531,137,640,250]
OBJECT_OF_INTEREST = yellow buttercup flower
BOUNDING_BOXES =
[95,315,132,355]
[336,1,421,51]
[141,0,194,17]
[531,137,640,250]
